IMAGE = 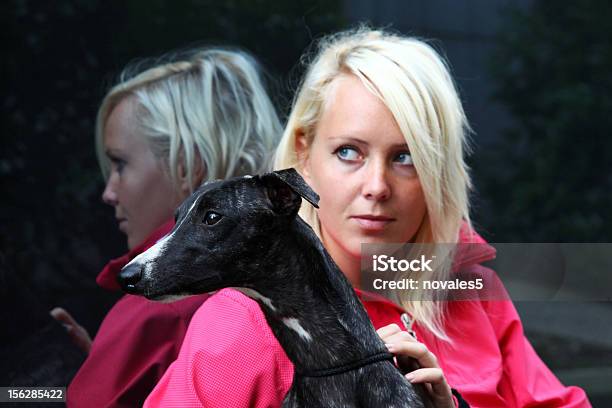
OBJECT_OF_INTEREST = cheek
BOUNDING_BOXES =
[142,174,178,215]
[305,148,347,205]
[397,182,427,231]
[125,164,177,224]
[114,175,139,210]
[309,167,351,221]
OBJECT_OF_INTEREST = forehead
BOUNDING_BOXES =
[315,75,406,147]
[103,97,142,150]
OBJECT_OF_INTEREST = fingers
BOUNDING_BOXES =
[72,329,93,354]
[382,329,439,370]
[406,368,454,407]
[376,323,402,341]
[405,367,444,384]
[50,307,77,327]
[50,307,93,354]
[386,338,438,369]
[378,324,454,407]
[384,329,417,345]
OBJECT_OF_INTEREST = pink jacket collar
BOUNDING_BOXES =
[96,220,175,291]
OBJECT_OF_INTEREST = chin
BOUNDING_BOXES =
[345,240,375,259]
[355,233,393,245]
[126,236,138,251]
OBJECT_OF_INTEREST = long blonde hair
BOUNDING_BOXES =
[96,48,281,190]
[275,28,472,339]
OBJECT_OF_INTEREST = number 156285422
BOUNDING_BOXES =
[0,387,66,402]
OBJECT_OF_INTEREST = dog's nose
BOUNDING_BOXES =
[117,264,143,294]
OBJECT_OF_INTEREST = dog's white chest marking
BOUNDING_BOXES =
[282,317,313,342]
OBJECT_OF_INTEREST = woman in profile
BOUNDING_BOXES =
[54,47,282,407]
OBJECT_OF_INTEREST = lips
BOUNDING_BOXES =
[351,214,395,231]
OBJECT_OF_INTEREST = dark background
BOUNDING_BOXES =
[2,0,611,403]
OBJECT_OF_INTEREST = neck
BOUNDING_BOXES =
[319,228,362,289]
[249,219,384,371]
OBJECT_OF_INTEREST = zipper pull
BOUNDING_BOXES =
[400,313,417,340]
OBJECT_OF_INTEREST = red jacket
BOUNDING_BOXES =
[359,289,590,407]
[67,220,209,408]
[145,229,591,407]
[362,230,590,407]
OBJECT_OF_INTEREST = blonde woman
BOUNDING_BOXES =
[142,30,591,407]
[275,28,591,407]
[55,48,281,407]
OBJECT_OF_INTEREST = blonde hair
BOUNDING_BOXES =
[96,48,281,190]
[275,28,472,339]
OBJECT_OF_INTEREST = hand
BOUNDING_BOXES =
[377,323,454,408]
[50,307,92,354]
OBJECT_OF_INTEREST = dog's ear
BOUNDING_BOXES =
[260,168,320,215]
[269,168,319,208]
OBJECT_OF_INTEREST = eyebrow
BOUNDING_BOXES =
[328,136,409,150]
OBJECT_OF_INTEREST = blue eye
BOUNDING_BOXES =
[394,152,413,166]
[336,146,360,161]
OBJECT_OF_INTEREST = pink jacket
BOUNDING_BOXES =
[68,220,209,407]
[145,231,591,408]
[144,288,294,407]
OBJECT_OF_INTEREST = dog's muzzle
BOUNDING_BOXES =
[117,264,144,294]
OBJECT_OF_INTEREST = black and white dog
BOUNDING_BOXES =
[118,169,427,407]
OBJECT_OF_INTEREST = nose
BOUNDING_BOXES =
[117,264,143,294]
[102,174,118,206]
[362,159,391,201]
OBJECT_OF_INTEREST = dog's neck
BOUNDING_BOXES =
[236,217,386,372]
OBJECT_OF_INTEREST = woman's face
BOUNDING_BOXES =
[298,75,427,269]
[102,97,183,250]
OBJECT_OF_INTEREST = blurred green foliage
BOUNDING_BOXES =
[477,0,612,242]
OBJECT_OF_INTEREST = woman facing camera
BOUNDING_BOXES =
[58,48,281,407]
[144,29,591,407]
[275,28,591,407]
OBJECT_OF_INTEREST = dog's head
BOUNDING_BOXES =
[117,168,319,301]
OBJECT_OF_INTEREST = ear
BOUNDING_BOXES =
[294,129,312,182]
[260,168,319,217]
[178,156,205,194]
[177,161,190,194]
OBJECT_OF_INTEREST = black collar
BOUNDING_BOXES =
[296,351,394,378]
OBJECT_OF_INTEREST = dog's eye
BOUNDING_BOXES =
[203,211,222,225]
